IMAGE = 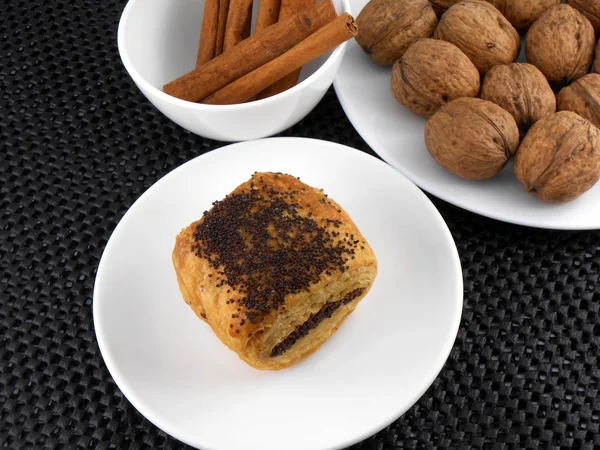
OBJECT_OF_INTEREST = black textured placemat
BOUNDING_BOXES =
[1,0,600,448]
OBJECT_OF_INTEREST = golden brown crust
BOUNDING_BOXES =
[172,173,378,370]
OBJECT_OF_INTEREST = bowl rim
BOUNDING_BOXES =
[117,0,351,111]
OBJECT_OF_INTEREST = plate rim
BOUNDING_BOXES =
[333,14,600,231]
[93,136,464,450]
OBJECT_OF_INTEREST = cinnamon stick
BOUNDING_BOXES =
[255,0,282,31]
[257,0,315,98]
[196,0,220,66]
[223,0,253,51]
[215,0,230,56]
[204,13,357,105]
[280,0,315,22]
[196,0,231,66]
[163,0,337,103]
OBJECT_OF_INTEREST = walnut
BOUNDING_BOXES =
[594,41,600,73]
[557,74,600,130]
[424,98,520,180]
[567,0,600,33]
[391,39,480,118]
[526,4,595,86]
[484,0,560,30]
[433,1,521,74]
[514,111,600,203]
[480,63,556,137]
[429,0,462,16]
[355,0,438,65]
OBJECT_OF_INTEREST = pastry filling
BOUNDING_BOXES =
[270,288,364,357]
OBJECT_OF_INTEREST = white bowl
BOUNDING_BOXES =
[118,0,351,142]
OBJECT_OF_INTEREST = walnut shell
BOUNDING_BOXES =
[514,111,600,204]
[429,0,462,16]
[567,0,600,33]
[434,1,521,74]
[355,0,438,65]
[391,39,481,118]
[424,98,520,180]
[595,40,600,74]
[525,4,595,86]
[484,0,560,30]
[480,63,556,137]
[557,74,600,130]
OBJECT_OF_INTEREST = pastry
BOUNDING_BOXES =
[172,172,378,370]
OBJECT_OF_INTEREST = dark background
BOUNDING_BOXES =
[1,0,599,448]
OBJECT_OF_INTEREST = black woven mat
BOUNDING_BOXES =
[1,0,600,448]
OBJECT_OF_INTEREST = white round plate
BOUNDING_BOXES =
[93,137,463,450]
[334,0,600,230]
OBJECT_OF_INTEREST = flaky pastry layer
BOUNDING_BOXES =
[172,172,377,370]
